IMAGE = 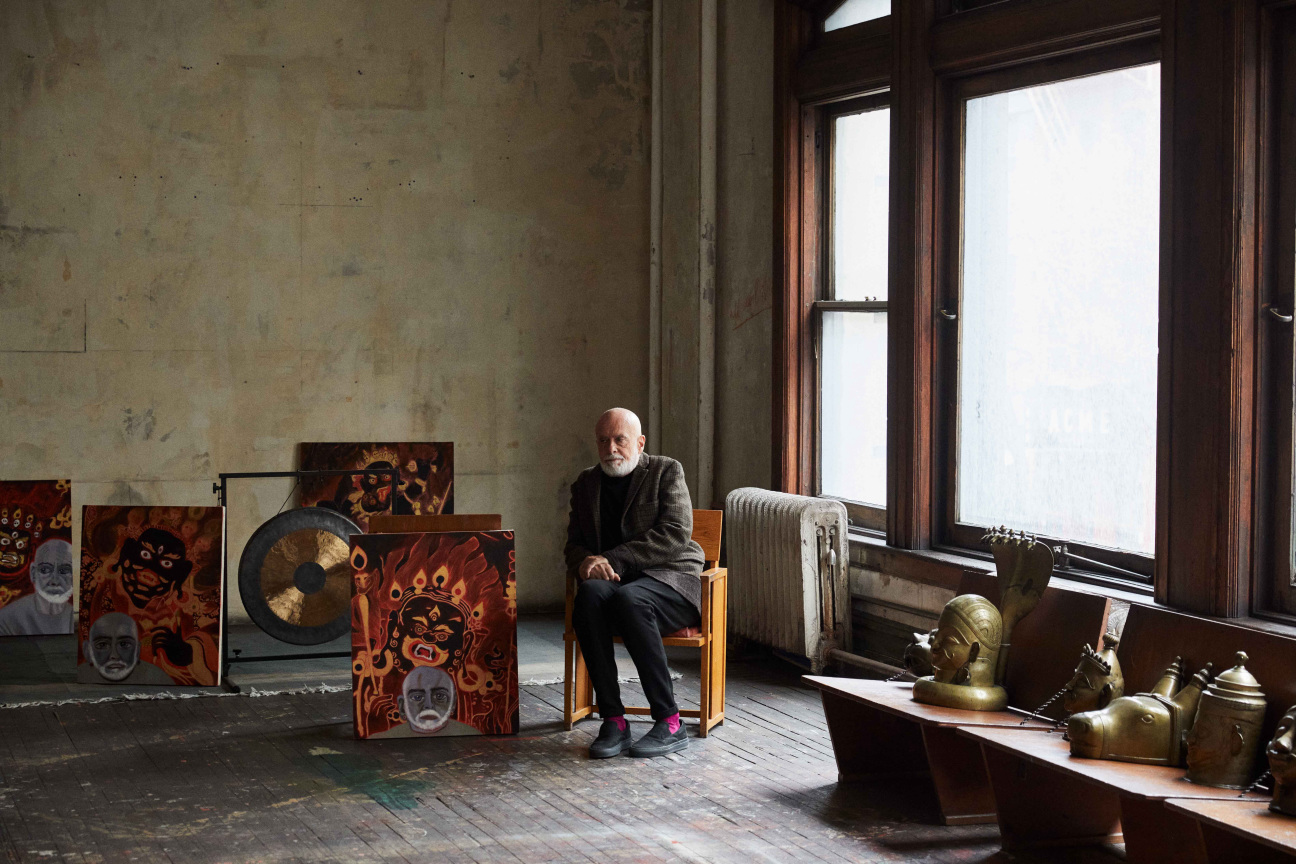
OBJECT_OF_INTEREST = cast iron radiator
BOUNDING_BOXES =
[723,488,850,673]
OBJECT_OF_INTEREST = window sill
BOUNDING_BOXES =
[847,529,1296,639]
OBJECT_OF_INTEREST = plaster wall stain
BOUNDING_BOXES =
[0,0,652,616]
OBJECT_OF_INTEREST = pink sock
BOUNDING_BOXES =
[608,715,627,731]
[665,712,681,734]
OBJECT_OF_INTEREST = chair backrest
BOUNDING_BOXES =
[692,509,723,569]
[368,513,503,534]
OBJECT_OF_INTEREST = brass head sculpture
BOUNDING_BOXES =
[903,628,937,678]
[913,528,1053,712]
[1268,705,1296,816]
[1185,651,1266,789]
[1062,633,1125,715]
[912,594,1008,711]
[1068,657,1213,765]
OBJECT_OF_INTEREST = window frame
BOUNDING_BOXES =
[814,92,892,533]
[1253,5,1296,622]
[932,39,1163,591]
[780,0,1281,621]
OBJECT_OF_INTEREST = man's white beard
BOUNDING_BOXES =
[35,582,72,605]
[600,450,640,478]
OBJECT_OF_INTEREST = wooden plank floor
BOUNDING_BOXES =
[0,647,1122,864]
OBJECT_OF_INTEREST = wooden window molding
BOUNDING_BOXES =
[886,0,937,550]
[1253,3,1296,622]
[774,1,818,495]
[932,38,1161,592]
[1157,0,1262,616]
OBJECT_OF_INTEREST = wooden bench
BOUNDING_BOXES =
[961,602,1296,863]
[1167,799,1296,864]
[804,570,1111,825]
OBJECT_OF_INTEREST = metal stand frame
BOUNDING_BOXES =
[213,468,397,692]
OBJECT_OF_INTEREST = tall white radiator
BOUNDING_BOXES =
[724,488,850,673]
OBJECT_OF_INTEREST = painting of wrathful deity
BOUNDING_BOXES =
[0,480,73,636]
[77,506,225,686]
[350,531,517,739]
[298,443,454,533]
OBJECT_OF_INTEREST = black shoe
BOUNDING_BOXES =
[629,720,689,758]
[589,719,632,759]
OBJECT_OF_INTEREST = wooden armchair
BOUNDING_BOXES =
[563,509,727,736]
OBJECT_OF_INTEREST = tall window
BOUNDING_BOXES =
[824,0,890,32]
[818,97,889,529]
[944,62,1161,583]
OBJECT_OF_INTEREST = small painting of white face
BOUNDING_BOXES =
[86,612,140,682]
[32,539,73,604]
[400,666,456,734]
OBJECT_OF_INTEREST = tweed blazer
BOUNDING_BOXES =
[564,453,705,612]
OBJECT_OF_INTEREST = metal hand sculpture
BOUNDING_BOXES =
[984,527,1054,685]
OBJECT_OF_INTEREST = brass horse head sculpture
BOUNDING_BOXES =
[1068,657,1213,765]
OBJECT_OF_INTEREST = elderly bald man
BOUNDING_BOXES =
[565,407,705,758]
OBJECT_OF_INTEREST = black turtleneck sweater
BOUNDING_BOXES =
[599,470,634,553]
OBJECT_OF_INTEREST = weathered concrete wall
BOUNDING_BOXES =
[715,0,773,501]
[657,0,772,510]
[658,0,704,499]
[0,0,652,617]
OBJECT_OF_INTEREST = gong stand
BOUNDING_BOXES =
[213,468,398,692]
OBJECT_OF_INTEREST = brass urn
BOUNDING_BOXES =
[1185,651,1267,789]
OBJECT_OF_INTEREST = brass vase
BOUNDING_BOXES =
[1185,651,1266,789]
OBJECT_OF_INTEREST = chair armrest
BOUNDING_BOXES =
[701,567,726,584]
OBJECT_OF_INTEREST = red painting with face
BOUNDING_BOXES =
[298,443,454,533]
[350,531,517,739]
[77,506,225,686]
[0,480,73,636]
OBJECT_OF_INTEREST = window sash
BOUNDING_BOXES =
[815,304,887,531]
[816,95,891,531]
[934,43,1161,590]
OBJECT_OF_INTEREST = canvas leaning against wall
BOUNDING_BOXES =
[298,443,454,532]
[78,506,225,686]
[350,531,517,740]
[0,479,73,636]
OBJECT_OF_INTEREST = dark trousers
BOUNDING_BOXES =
[572,576,700,721]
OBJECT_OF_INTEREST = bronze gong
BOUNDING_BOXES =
[238,508,362,645]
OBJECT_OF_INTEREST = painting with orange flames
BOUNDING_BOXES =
[77,506,225,686]
[350,531,517,739]
[298,443,454,533]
